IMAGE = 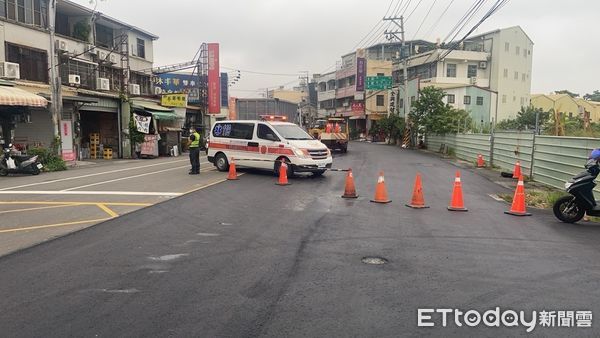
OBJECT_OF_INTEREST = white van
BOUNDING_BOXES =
[207,120,333,176]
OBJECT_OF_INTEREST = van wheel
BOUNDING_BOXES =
[312,170,325,177]
[274,157,294,177]
[0,168,7,176]
[215,153,229,172]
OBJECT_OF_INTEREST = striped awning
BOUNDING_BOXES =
[0,85,48,107]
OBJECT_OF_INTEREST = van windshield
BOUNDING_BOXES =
[273,125,313,140]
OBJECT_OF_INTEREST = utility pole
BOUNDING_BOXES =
[384,15,410,146]
[48,0,62,147]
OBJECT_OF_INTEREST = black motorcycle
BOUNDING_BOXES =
[553,159,600,223]
[0,144,43,176]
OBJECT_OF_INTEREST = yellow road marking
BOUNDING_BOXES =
[0,204,82,214]
[0,201,152,207]
[96,204,118,218]
[0,218,112,234]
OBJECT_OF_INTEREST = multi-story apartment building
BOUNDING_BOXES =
[0,0,159,159]
[394,26,533,125]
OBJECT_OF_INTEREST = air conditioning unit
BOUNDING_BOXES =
[96,78,110,91]
[470,77,477,85]
[55,39,68,52]
[98,51,108,61]
[128,83,141,95]
[68,74,81,86]
[109,54,117,64]
[154,86,163,95]
[86,44,96,54]
[478,61,487,69]
[0,62,20,79]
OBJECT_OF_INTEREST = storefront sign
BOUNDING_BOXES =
[161,93,188,107]
[154,73,201,103]
[60,120,75,161]
[141,134,159,157]
[366,76,392,90]
[356,58,366,91]
[351,102,365,113]
[228,96,237,120]
[208,43,221,114]
[133,113,151,133]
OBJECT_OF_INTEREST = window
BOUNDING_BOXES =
[464,96,471,105]
[515,46,520,55]
[411,96,416,104]
[212,123,254,140]
[467,65,477,78]
[520,97,525,106]
[129,72,152,95]
[0,0,6,17]
[6,43,48,83]
[569,112,573,118]
[7,0,16,20]
[99,65,122,92]
[376,95,384,107]
[522,73,526,82]
[377,73,385,77]
[523,48,527,58]
[503,68,508,78]
[33,0,47,27]
[3,0,46,26]
[136,38,145,59]
[399,98,404,108]
[505,42,510,52]
[514,71,518,80]
[258,124,278,140]
[446,63,456,77]
[96,24,114,48]
[502,95,507,103]
[476,96,484,105]
[59,57,95,88]
[447,94,455,104]
[513,96,516,102]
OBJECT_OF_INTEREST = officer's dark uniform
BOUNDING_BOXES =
[189,129,201,174]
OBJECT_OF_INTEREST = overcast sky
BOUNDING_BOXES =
[72,0,599,98]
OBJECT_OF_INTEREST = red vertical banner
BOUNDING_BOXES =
[208,43,221,114]
[228,96,237,120]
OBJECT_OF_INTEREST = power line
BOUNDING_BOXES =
[404,0,424,22]
[350,0,397,51]
[221,66,301,77]
[422,0,456,40]
[411,0,438,40]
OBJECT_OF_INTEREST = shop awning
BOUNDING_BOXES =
[0,85,48,107]
[132,100,174,112]
[151,112,177,121]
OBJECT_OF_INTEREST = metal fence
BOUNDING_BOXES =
[426,132,600,190]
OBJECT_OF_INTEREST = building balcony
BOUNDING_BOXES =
[318,90,336,101]
[336,86,356,99]
[419,76,490,88]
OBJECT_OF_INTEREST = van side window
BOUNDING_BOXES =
[258,124,279,141]
[212,123,254,140]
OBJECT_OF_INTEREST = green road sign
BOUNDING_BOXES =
[366,76,392,90]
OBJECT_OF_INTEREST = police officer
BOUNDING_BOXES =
[188,127,201,175]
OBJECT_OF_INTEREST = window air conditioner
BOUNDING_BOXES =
[98,51,108,61]
[154,86,163,95]
[470,77,477,85]
[478,61,487,69]
[128,83,141,95]
[0,62,20,79]
[68,74,81,85]
[96,78,110,91]
[86,44,96,54]
[109,54,118,64]
[55,39,68,52]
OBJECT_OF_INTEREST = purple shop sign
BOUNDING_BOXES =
[356,57,366,91]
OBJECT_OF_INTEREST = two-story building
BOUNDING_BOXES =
[0,0,159,159]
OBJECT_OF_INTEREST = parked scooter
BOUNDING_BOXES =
[553,151,600,223]
[0,144,43,176]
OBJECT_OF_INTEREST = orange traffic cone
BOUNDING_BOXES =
[406,173,429,209]
[448,171,468,211]
[370,171,391,204]
[477,154,485,168]
[341,169,358,198]
[512,161,522,179]
[227,157,239,180]
[505,175,531,216]
[276,160,291,186]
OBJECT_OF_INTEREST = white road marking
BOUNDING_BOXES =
[488,194,505,202]
[148,254,189,261]
[196,232,220,236]
[0,157,207,191]
[0,191,182,196]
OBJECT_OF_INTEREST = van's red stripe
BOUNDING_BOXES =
[209,142,294,156]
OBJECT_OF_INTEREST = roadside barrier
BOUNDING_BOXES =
[406,173,429,209]
[370,171,392,204]
[227,157,239,180]
[505,175,531,216]
[448,171,468,211]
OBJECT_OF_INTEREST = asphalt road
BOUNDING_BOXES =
[1,142,600,337]
[0,155,227,255]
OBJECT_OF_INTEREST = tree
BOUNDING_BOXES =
[409,86,472,134]
[495,105,548,131]
[554,89,579,98]
[584,90,600,101]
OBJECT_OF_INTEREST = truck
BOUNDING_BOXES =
[309,117,348,153]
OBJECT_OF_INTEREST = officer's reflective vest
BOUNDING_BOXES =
[190,132,201,148]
